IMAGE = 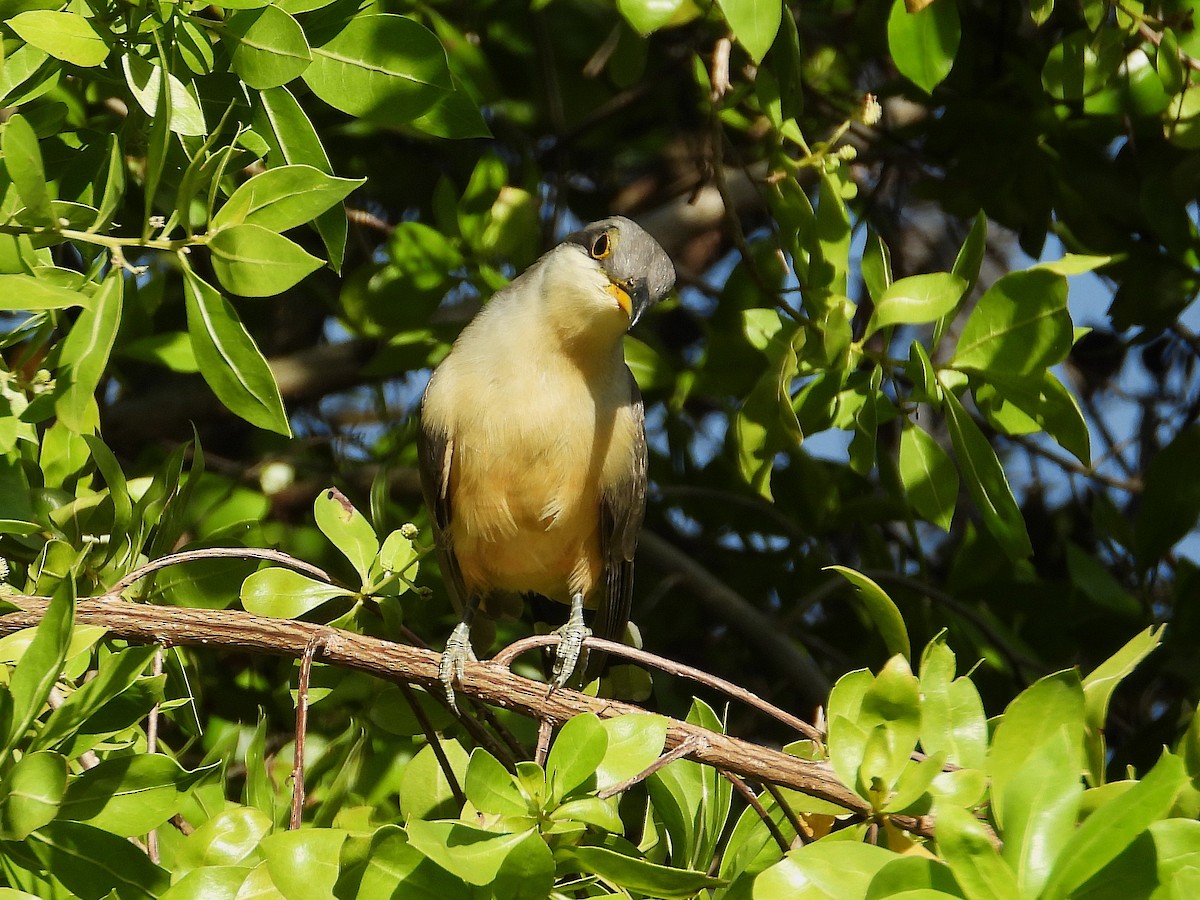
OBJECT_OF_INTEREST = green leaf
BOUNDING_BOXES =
[158,867,250,899]
[859,656,922,790]
[862,232,893,304]
[0,750,66,840]
[261,828,346,899]
[253,86,346,271]
[826,566,910,660]
[303,14,452,122]
[550,796,623,832]
[54,271,122,433]
[754,842,896,899]
[734,312,803,499]
[405,820,532,886]
[899,424,958,531]
[568,845,722,899]
[1065,543,1139,616]
[214,165,361,233]
[717,0,782,64]
[1158,28,1185,94]
[398,739,469,821]
[240,567,353,618]
[59,754,213,837]
[887,0,961,94]
[934,803,1020,900]
[0,274,89,310]
[122,54,206,137]
[379,529,417,575]
[866,273,967,337]
[918,637,987,770]
[595,714,669,792]
[950,212,988,296]
[988,670,1084,829]
[1030,0,1054,25]
[409,80,492,139]
[465,749,529,816]
[8,12,109,67]
[974,370,1090,464]
[617,0,692,34]
[998,727,1082,897]
[1134,425,1200,566]
[866,855,964,896]
[356,826,474,899]
[1035,253,1110,276]
[941,386,1032,561]
[1,578,74,763]
[28,820,170,897]
[243,714,274,820]
[815,173,851,294]
[32,644,159,751]
[183,268,291,435]
[207,224,323,298]
[120,332,199,373]
[547,713,608,799]
[952,269,1071,375]
[314,487,378,582]
[2,114,54,224]
[1080,626,1164,782]
[173,806,272,870]
[1042,751,1186,900]
[224,6,311,90]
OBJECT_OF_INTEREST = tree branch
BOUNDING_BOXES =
[0,595,931,835]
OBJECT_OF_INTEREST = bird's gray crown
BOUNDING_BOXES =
[563,216,676,304]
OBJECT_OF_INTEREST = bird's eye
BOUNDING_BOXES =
[590,232,611,259]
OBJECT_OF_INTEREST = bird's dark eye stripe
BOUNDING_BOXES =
[591,232,610,259]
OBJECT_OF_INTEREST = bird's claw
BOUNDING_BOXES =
[439,621,476,712]
[550,608,591,692]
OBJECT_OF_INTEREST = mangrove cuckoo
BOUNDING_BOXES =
[418,217,675,708]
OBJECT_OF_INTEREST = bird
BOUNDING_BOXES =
[418,216,675,709]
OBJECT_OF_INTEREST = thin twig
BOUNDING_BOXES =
[289,635,325,829]
[1006,433,1142,493]
[397,679,465,808]
[397,623,526,766]
[535,718,553,767]
[762,781,811,846]
[108,547,336,597]
[146,647,164,862]
[722,770,790,853]
[597,735,707,800]
[493,633,822,742]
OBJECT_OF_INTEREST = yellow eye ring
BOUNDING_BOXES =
[590,232,612,259]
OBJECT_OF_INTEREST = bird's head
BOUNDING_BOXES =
[562,216,675,329]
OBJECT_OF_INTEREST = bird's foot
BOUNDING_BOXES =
[550,599,591,691]
[439,622,476,712]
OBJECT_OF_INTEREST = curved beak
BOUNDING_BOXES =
[610,278,651,327]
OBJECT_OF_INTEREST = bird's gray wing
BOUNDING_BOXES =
[416,396,469,615]
[588,373,648,678]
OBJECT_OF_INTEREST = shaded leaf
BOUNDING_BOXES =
[941,387,1032,560]
[183,268,291,435]
[899,423,958,531]
[826,566,910,660]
